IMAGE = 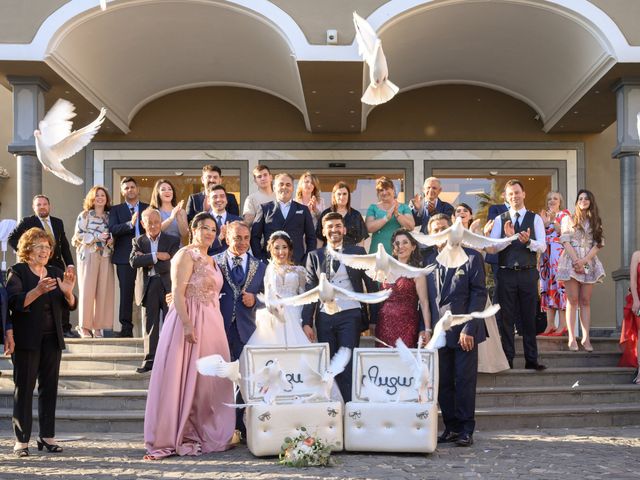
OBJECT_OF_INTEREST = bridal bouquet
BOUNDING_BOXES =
[278,427,335,467]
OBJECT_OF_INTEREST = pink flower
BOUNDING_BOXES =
[304,437,315,447]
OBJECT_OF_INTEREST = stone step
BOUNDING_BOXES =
[516,336,621,353]
[0,370,150,390]
[512,351,621,368]
[0,408,145,434]
[478,367,637,388]
[475,384,640,408]
[0,388,148,411]
[63,338,144,354]
[0,353,143,372]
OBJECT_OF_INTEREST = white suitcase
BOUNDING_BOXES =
[239,344,344,457]
[344,347,438,453]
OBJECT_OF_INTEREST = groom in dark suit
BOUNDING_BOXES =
[250,172,316,265]
[424,213,487,447]
[130,208,180,373]
[301,212,378,402]
[9,194,77,337]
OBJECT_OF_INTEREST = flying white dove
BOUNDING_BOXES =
[353,12,399,105]
[197,354,241,383]
[396,338,431,403]
[247,359,290,404]
[34,99,106,185]
[272,272,391,315]
[99,0,107,10]
[327,243,436,284]
[427,304,501,351]
[301,347,351,402]
[412,217,519,269]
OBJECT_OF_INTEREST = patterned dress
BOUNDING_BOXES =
[375,276,420,347]
[557,218,605,284]
[539,209,570,311]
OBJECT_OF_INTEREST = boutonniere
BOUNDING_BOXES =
[454,268,465,277]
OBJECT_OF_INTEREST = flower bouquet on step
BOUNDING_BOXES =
[278,427,336,467]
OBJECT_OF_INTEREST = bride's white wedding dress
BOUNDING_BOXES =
[247,263,310,346]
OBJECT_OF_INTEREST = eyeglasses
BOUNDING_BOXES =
[32,244,52,251]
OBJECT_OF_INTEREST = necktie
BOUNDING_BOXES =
[216,215,223,230]
[514,212,521,231]
[42,219,54,239]
[231,256,244,285]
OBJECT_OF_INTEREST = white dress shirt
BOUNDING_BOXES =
[278,200,292,219]
[225,250,248,272]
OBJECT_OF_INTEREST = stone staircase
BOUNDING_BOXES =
[0,336,638,433]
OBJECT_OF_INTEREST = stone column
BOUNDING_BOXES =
[6,76,50,219]
[611,79,640,330]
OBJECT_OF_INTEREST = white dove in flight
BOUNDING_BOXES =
[247,359,290,405]
[196,354,241,383]
[396,338,431,403]
[427,304,501,351]
[272,272,391,315]
[34,99,106,185]
[301,347,351,402]
[99,0,107,10]
[353,11,399,105]
[412,217,519,269]
[327,243,436,284]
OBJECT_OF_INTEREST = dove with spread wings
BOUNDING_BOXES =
[327,243,436,284]
[300,347,351,402]
[412,217,518,269]
[353,12,399,105]
[396,337,432,403]
[427,304,501,351]
[270,272,391,315]
[34,99,106,185]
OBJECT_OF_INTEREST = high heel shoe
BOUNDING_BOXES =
[539,328,556,336]
[13,447,29,457]
[568,340,579,351]
[76,326,93,338]
[37,437,63,453]
[581,340,594,352]
[550,328,568,337]
[93,329,104,338]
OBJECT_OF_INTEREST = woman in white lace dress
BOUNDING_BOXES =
[247,231,309,346]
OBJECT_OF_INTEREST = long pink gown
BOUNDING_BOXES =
[144,247,235,458]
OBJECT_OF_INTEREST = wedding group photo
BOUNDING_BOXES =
[0,1,639,479]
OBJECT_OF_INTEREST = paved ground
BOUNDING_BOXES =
[0,426,638,479]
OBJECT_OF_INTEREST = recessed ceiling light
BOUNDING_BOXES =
[573,111,578,114]
[64,90,70,94]
[316,125,322,128]
[350,125,355,128]
[311,90,317,94]
[348,90,355,94]
[594,90,600,94]
[315,111,320,114]
[349,110,355,114]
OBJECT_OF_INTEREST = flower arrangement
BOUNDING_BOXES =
[278,427,336,467]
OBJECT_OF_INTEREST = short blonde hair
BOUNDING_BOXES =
[17,227,54,263]
[546,191,564,210]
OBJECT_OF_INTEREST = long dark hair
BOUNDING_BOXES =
[573,189,604,247]
[391,229,423,267]
[331,181,351,211]
[150,178,177,209]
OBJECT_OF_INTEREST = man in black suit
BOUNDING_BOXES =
[8,194,78,338]
[425,214,487,447]
[186,165,239,224]
[130,208,180,373]
[207,185,242,256]
[301,212,377,401]
[109,177,149,337]
[250,172,316,265]
[410,177,455,233]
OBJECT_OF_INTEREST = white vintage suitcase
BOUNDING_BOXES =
[239,344,344,456]
[344,348,438,453]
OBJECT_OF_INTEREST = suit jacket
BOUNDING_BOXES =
[6,263,77,351]
[250,200,316,264]
[108,201,149,264]
[0,280,8,344]
[412,198,455,234]
[130,233,180,304]
[424,247,487,348]
[301,246,379,330]
[186,192,240,224]
[214,252,266,346]
[208,212,243,256]
[9,215,74,270]
[486,203,510,265]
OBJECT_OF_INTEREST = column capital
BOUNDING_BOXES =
[611,79,640,158]
[6,75,50,91]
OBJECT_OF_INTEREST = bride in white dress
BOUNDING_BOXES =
[247,231,310,346]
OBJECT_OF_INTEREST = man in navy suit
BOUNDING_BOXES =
[410,177,455,233]
[109,177,149,337]
[207,185,242,255]
[301,212,378,402]
[130,208,180,373]
[214,220,266,439]
[424,213,487,447]
[9,194,78,337]
[250,172,316,265]
[186,165,239,224]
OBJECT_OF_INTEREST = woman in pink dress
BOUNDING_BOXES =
[375,229,430,348]
[144,212,235,459]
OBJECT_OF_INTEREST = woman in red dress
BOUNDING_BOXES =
[375,229,430,348]
[620,250,640,383]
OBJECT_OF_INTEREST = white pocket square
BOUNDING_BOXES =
[295,210,304,214]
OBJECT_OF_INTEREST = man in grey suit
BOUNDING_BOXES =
[130,208,180,373]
